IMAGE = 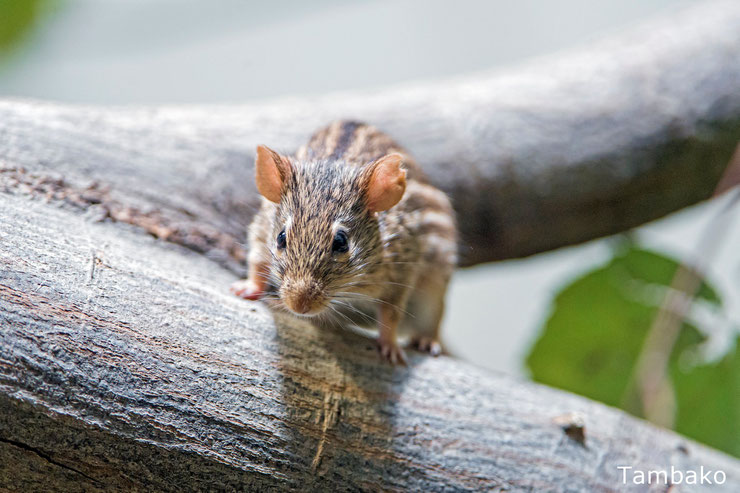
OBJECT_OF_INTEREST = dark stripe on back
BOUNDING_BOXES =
[328,121,362,160]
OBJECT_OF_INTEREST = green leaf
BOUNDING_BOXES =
[526,244,739,457]
[671,337,740,457]
[0,0,49,56]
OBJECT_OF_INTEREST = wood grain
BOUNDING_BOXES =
[2,1,740,269]
[1,192,739,491]
[2,1,740,490]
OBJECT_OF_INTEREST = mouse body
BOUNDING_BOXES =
[232,121,457,364]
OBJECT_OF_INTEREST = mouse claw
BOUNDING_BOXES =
[230,279,263,300]
[410,336,442,357]
[378,338,407,366]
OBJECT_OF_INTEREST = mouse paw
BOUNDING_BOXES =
[230,279,263,300]
[377,338,407,366]
[409,336,442,357]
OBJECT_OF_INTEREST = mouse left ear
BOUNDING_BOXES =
[255,145,293,203]
[363,153,407,212]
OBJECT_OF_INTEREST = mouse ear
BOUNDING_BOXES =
[255,145,292,203]
[363,153,407,212]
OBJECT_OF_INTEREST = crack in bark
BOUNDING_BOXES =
[0,166,246,274]
[0,436,103,486]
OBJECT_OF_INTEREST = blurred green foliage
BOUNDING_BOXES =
[527,245,739,457]
[671,338,738,457]
[0,0,49,57]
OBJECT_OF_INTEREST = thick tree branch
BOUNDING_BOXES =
[2,1,740,268]
[1,193,739,491]
[2,1,740,491]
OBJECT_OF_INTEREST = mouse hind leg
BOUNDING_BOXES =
[406,268,453,357]
[400,182,457,356]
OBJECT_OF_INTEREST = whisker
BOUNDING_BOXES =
[332,298,393,333]
[331,298,375,320]
[328,302,357,327]
[343,279,417,291]
[331,292,415,319]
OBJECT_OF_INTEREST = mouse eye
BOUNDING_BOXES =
[276,229,287,250]
[332,230,349,254]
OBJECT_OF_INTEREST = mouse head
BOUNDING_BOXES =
[255,145,406,317]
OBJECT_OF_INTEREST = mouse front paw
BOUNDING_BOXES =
[377,337,407,366]
[230,279,263,300]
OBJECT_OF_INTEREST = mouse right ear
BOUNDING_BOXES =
[255,145,292,203]
[362,153,407,212]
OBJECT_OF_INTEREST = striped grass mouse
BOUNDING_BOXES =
[231,121,457,365]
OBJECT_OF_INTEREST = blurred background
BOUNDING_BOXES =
[2,0,737,457]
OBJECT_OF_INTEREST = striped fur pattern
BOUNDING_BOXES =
[243,121,457,362]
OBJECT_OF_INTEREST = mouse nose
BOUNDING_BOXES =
[292,298,311,314]
[288,291,312,314]
[281,279,325,315]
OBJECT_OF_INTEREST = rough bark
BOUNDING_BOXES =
[2,0,740,491]
[2,193,740,492]
[2,1,740,270]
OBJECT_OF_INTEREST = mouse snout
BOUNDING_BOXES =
[280,278,326,315]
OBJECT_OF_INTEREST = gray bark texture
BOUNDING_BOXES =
[2,0,740,491]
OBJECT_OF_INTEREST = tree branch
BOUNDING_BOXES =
[1,192,739,491]
[2,1,740,490]
[2,0,740,268]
